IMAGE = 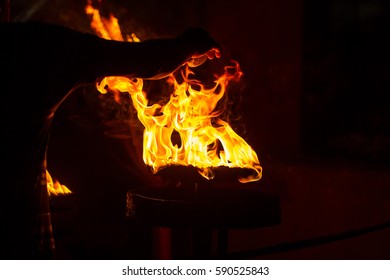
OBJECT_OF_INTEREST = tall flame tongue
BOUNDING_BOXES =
[86,3,262,183]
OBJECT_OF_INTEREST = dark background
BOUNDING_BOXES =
[5,0,390,259]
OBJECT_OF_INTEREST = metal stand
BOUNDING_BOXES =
[126,180,282,259]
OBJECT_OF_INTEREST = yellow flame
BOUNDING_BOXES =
[46,170,72,196]
[85,0,140,42]
[85,3,262,183]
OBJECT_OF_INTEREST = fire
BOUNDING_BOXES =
[85,1,140,42]
[46,170,72,196]
[85,2,262,183]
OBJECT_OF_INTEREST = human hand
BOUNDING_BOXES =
[176,27,221,67]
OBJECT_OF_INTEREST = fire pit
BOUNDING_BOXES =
[32,2,282,259]
[84,6,281,258]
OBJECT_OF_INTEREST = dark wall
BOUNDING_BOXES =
[205,0,303,158]
[301,0,390,163]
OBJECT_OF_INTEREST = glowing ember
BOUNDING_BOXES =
[85,2,262,183]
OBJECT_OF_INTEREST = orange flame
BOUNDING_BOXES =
[85,3,262,183]
[85,0,140,42]
[46,170,72,196]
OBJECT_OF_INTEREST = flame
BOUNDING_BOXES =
[85,3,262,183]
[85,0,140,42]
[46,170,72,196]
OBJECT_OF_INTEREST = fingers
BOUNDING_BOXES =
[186,55,208,67]
[177,27,222,58]
[186,47,221,68]
[190,47,221,59]
[206,48,221,59]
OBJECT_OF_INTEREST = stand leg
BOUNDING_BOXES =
[191,227,213,259]
[216,228,228,256]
